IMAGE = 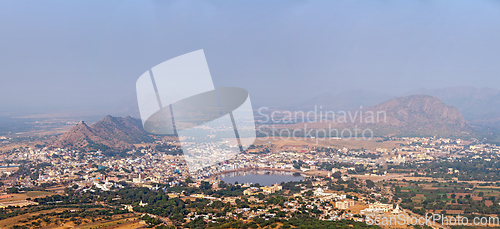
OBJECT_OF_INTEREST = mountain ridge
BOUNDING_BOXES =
[51,116,151,151]
[403,86,500,122]
[357,95,473,137]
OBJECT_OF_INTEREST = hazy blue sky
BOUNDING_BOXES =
[1,0,499,114]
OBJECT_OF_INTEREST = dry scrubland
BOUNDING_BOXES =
[0,191,53,203]
[0,209,139,229]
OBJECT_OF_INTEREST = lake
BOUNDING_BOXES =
[218,170,304,186]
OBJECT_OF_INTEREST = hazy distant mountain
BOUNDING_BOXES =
[279,90,393,112]
[51,115,151,151]
[285,86,500,131]
[357,95,474,138]
[404,86,500,125]
[10,92,141,120]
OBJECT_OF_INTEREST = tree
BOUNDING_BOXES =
[366,180,375,189]
[419,208,426,215]
[7,186,19,194]
[200,181,211,190]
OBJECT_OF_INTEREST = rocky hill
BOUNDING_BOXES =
[359,95,473,137]
[51,116,151,151]
[405,87,500,119]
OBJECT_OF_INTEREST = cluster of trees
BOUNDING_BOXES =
[390,154,500,181]
[329,179,363,194]
[141,214,163,227]
[183,214,381,229]
[281,181,302,193]
[201,217,381,229]
[394,183,500,216]
[1,205,58,221]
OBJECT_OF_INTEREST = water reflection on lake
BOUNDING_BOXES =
[218,170,303,186]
